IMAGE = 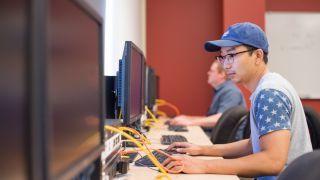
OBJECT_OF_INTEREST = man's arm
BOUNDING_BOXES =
[189,113,222,127]
[169,113,222,127]
[202,130,290,176]
[164,130,290,177]
[168,138,252,158]
[201,138,252,158]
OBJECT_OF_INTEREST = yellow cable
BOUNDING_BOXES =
[104,125,168,176]
[156,99,166,104]
[145,105,159,122]
[155,174,171,180]
[156,110,167,117]
[156,102,166,107]
[145,118,157,122]
[122,139,145,144]
[144,121,155,128]
[156,99,180,116]
[118,126,151,145]
[145,119,161,127]
[157,102,180,116]
[118,109,122,119]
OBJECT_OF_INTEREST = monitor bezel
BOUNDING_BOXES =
[121,41,145,125]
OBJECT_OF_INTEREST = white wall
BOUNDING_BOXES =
[83,0,105,18]
[266,12,320,98]
[104,0,146,76]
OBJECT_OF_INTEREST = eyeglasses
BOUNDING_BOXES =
[216,49,256,65]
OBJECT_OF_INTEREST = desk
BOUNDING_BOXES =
[115,123,239,180]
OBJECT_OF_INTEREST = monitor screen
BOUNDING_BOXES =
[48,0,102,178]
[145,66,157,109]
[151,74,158,108]
[129,45,143,119]
[0,1,28,179]
[120,41,144,125]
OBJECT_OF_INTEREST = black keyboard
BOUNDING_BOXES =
[134,149,176,167]
[127,152,139,163]
[168,124,188,132]
[160,135,188,145]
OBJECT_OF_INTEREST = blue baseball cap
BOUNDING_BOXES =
[205,22,269,53]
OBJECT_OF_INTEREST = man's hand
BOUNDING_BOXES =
[168,115,194,126]
[167,142,203,155]
[162,155,208,174]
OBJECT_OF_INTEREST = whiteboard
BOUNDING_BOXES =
[266,12,320,99]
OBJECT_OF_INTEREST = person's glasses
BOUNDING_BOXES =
[216,49,256,65]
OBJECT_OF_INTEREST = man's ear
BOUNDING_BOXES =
[255,49,264,65]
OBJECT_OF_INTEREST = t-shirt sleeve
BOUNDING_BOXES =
[253,89,292,137]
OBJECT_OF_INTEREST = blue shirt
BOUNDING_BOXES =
[207,80,246,116]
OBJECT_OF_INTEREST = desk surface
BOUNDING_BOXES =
[115,123,239,180]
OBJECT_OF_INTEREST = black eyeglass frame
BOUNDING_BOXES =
[216,48,256,64]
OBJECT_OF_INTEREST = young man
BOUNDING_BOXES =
[163,22,312,180]
[167,60,246,128]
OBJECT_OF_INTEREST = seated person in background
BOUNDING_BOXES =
[168,60,246,128]
[163,22,312,180]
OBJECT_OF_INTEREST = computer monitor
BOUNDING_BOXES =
[47,0,104,179]
[118,41,145,125]
[1,0,104,179]
[0,1,29,179]
[145,66,157,109]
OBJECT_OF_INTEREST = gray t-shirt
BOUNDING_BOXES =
[250,72,312,180]
[207,80,246,116]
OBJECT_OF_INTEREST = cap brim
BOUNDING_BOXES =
[204,40,242,52]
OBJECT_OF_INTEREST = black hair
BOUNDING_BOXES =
[243,44,268,64]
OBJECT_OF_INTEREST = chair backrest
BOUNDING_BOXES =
[243,111,251,139]
[278,150,320,180]
[228,112,249,143]
[303,106,320,149]
[210,106,248,144]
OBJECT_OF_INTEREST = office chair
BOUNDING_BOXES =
[243,111,251,139]
[228,112,250,143]
[277,150,320,180]
[210,106,248,144]
[303,106,320,149]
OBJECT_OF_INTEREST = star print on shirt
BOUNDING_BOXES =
[254,89,292,136]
